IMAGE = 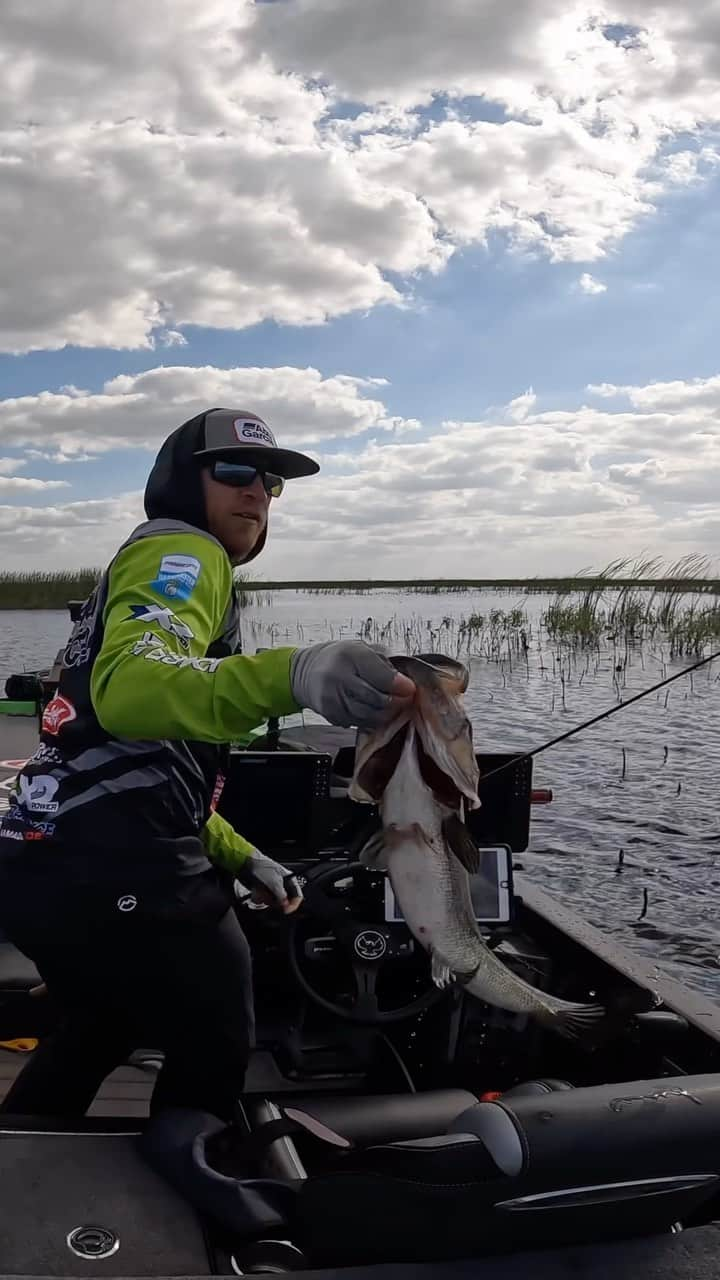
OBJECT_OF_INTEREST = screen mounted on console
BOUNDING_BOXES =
[383,845,513,926]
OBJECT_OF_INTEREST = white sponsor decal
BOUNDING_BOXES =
[28,744,63,767]
[128,604,194,649]
[18,774,60,814]
[117,895,138,912]
[233,418,276,447]
[130,632,221,672]
[158,555,201,576]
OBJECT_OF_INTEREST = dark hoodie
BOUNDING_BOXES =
[144,409,267,563]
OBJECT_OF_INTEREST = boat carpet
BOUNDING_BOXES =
[1,1223,717,1280]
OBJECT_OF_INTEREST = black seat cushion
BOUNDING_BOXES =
[271,1088,479,1145]
[242,1087,479,1180]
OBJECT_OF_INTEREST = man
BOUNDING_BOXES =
[0,407,414,1121]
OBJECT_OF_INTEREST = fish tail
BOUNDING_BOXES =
[542,1000,606,1040]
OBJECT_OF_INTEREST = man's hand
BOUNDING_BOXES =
[290,640,416,730]
[239,847,303,914]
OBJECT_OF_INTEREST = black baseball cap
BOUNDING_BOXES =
[193,408,320,479]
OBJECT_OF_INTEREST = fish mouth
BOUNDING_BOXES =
[350,651,479,810]
[354,722,471,809]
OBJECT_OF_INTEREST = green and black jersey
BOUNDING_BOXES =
[0,518,298,882]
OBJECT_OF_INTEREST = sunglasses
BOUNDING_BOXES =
[211,459,285,499]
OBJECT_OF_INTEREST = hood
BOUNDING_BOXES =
[143,409,267,565]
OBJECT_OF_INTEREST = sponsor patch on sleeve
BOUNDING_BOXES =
[150,553,201,601]
[126,604,194,649]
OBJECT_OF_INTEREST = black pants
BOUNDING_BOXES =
[0,868,254,1123]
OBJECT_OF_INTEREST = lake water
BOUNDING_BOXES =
[2,589,720,999]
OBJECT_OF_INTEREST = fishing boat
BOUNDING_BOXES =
[1,640,720,1278]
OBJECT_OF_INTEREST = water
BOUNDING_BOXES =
[3,591,720,999]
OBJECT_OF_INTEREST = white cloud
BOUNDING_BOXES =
[579,273,607,294]
[158,330,188,349]
[1,1,720,351]
[507,391,537,422]
[0,476,68,493]
[589,374,720,411]
[1,365,719,576]
[0,364,418,456]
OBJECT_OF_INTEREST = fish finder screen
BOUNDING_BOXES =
[384,845,513,926]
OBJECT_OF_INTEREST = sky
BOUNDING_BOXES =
[2,0,720,580]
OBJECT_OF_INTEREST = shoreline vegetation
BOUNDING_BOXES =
[2,560,720,608]
[2,556,720,657]
[1,559,720,607]
[2,557,720,666]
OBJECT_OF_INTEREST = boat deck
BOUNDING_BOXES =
[0,1047,155,1118]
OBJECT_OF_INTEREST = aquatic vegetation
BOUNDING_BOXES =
[0,570,101,610]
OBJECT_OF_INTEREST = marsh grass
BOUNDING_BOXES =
[0,569,101,610]
[250,574,720,593]
[0,568,263,611]
[540,557,720,658]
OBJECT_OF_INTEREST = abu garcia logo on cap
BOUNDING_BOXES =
[233,418,277,448]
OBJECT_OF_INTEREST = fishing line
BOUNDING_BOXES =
[476,647,720,788]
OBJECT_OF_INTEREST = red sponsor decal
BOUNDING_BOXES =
[0,759,28,769]
[42,695,77,736]
[210,772,226,813]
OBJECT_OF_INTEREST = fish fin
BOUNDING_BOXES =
[431,950,454,989]
[442,814,481,874]
[358,829,388,868]
[546,1002,606,1041]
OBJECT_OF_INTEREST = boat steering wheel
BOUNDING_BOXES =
[286,860,444,1025]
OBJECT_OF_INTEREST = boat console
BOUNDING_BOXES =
[2,725,720,1275]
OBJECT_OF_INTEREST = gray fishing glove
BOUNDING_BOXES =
[290,640,411,729]
[238,848,303,914]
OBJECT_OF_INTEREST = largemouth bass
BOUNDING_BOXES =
[350,653,605,1039]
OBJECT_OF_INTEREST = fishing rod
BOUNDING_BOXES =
[477,646,720,789]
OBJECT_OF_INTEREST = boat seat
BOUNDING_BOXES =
[241,1079,572,1180]
[242,1085,482,1166]
[242,1074,720,1266]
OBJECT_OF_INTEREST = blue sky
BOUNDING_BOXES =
[2,1,720,578]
